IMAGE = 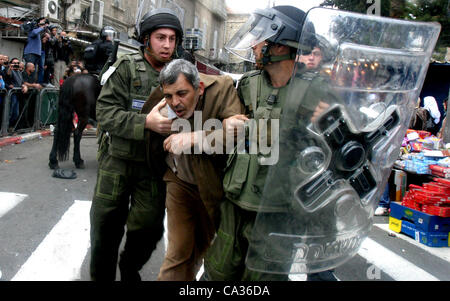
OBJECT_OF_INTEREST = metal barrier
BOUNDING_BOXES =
[1,88,21,136]
[0,88,7,130]
[0,87,60,137]
[34,88,59,130]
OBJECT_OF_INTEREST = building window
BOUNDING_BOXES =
[113,0,122,9]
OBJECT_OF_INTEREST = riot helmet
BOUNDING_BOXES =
[100,26,117,41]
[135,8,183,45]
[226,6,315,64]
[48,24,59,32]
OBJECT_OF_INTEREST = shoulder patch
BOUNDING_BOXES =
[100,66,117,85]
[240,69,262,80]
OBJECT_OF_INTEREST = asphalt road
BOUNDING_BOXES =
[0,133,449,282]
[0,133,164,281]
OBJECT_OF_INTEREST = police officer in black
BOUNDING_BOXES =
[84,26,116,75]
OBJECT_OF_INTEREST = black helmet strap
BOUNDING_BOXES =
[260,43,295,66]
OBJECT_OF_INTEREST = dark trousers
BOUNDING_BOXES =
[89,153,166,281]
[202,201,289,281]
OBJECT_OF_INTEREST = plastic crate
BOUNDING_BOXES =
[390,202,450,233]
[389,216,449,247]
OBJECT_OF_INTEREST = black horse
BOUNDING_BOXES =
[49,73,101,169]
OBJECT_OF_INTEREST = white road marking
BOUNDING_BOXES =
[358,237,439,281]
[374,223,450,263]
[0,192,27,219]
[11,200,91,281]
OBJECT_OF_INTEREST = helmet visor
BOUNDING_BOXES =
[225,10,282,62]
[103,29,116,40]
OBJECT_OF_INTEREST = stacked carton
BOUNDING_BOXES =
[389,200,450,247]
[401,178,450,217]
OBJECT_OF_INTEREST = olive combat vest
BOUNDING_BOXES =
[223,69,321,212]
[98,52,160,162]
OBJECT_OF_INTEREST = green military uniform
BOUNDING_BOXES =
[90,50,166,281]
[202,70,291,281]
[203,66,328,280]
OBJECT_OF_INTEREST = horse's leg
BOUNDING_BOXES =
[73,117,88,169]
[48,126,59,169]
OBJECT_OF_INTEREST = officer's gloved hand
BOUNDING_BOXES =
[163,131,203,155]
[146,99,173,135]
[223,114,248,137]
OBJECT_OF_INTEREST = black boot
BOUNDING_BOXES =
[306,269,338,281]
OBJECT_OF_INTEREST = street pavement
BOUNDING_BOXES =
[0,132,449,282]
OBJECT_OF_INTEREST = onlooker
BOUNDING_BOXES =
[3,57,28,127]
[0,72,5,106]
[23,17,48,82]
[437,97,448,139]
[375,184,391,216]
[39,32,54,86]
[148,59,243,281]
[1,55,9,73]
[53,31,73,87]
[423,96,441,135]
[22,62,43,90]
[0,54,7,72]
[0,56,7,108]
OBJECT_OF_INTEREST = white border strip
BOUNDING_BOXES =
[374,223,450,263]
[11,200,91,281]
[0,192,27,219]
[358,238,439,281]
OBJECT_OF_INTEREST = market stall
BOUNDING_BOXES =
[388,128,450,247]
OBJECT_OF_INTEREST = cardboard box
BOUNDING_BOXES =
[390,202,450,233]
[389,216,449,247]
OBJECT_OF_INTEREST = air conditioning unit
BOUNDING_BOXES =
[43,0,59,20]
[89,0,104,28]
[184,28,204,51]
[66,0,81,22]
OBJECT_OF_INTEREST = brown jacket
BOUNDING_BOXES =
[141,73,244,222]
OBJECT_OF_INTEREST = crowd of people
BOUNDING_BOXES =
[0,16,112,130]
[0,5,445,282]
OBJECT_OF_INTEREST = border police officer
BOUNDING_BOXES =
[89,8,183,281]
[202,5,337,281]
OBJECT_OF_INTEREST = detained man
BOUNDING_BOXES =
[144,59,244,280]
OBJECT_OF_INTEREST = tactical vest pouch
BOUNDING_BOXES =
[108,135,131,158]
[108,135,145,161]
[223,149,251,199]
[97,131,109,161]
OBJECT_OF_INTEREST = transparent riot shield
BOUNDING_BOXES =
[246,7,441,274]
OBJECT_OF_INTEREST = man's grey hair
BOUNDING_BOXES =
[159,59,200,89]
